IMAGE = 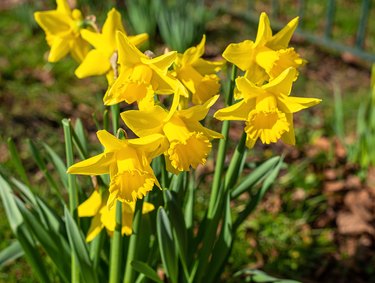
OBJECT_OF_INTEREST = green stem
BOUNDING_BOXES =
[62,118,80,283]
[90,230,104,270]
[123,199,144,283]
[224,132,247,191]
[109,201,123,283]
[111,104,120,135]
[207,65,237,218]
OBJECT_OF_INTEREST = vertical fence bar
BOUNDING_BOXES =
[325,0,336,39]
[355,0,371,49]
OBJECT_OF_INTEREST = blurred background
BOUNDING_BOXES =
[0,0,374,282]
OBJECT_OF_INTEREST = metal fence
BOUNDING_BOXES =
[219,0,375,63]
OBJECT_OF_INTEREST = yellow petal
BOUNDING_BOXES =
[80,29,108,53]
[85,214,103,242]
[116,31,145,67]
[278,94,321,113]
[70,37,89,62]
[67,152,114,175]
[97,130,124,152]
[268,17,299,50]
[48,36,70,62]
[255,12,273,46]
[102,8,125,40]
[184,120,224,140]
[281,113,295,145]
[78,190,102,217]
[181,35,206,65]
[129,33,149,47]
[177,65,202,94]
[262,67,296,96]
[192,75,221,105]
[236,77,265,100]
[178,95,219,121]
[75,49,110,78]
[222,40,256,71]
[214,100,254,121]
[127,134,168,159]
[144,51,177,72]
[193,58,225,75]
[34,11,71,37]
[142,202,155,214]
[56,0,71,15]
[121,106,166,137]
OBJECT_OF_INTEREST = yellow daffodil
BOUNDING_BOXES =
[214,68,321,148]
[172,35,225,105]
[78,190,154,241]
[104,31,187,105]
[121,95,223,173]
[222,12,303,84]
[34,0,90,62]
[67,130,165,208]
[75,8,148,84]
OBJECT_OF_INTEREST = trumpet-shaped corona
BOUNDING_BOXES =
[67,130,165,208]
[121,95,223,173]
[172,35,225,105]
[214,68,321,148]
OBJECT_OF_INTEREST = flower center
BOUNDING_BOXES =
[245,108,289,145]
[167,132,212,172]
[108,170,155,208]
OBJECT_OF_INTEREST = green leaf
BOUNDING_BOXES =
[0,176,23,231]
[203,192,232,283]
[74,118,88,157]
[7,138,31,187]
[17,200,71,282]
[0,241,24,267]
[231,156,281,199]
[43,143,68,190]
[156,207,178,283]
[131,260,163,283]
[28,139,63,200]
[64,206,98,283]
[0,175,51,283]
[164,191,190,280]
[11,178,37,206]
[233,157,284,230]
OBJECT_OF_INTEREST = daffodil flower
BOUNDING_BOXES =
[214,68,321,148]
[172,35,225,105]
[34,0,90,62]
[121,95,223,173]
[104,31,187,105]
[222,12,303,84]
[75,8,148,84]
[78,190,154,241]
[67,130,166,208]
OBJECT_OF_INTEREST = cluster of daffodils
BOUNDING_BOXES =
[35,1,320,240]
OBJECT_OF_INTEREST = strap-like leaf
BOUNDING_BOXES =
[0,175,51,283]
[64,206,98,283]
[231,156,281,199]
[43,143,68,190]
[0,240,23,268]
[7,138,31,187]
[131,260,163,283]
[156,207,178,283]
